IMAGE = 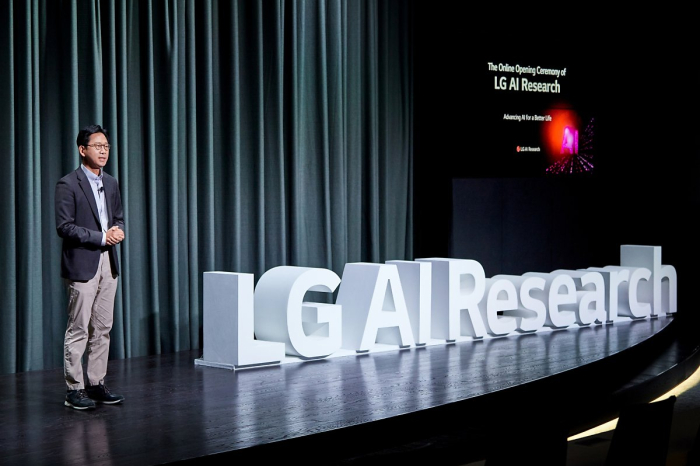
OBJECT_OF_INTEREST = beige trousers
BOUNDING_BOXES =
[64,250,118,390]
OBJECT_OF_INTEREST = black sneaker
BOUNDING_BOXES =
[85,383,125,404]
[65,389,96,410]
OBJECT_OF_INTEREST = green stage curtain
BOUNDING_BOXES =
[0,0,413,374]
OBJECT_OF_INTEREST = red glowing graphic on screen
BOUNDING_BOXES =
[541,107,595,175]
[541,109,581,162]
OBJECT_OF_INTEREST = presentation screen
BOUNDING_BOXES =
[463,51,598,178]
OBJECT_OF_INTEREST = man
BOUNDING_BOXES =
[55,124,126,410]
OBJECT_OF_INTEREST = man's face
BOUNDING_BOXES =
[79,132,110,171]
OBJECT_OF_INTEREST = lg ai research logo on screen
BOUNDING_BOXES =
[517,146,541,152]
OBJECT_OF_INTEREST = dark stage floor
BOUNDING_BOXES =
[0,316,681,465]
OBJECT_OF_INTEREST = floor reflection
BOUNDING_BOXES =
[0,316,675,464]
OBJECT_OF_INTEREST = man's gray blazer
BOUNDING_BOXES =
[55,167,124,281]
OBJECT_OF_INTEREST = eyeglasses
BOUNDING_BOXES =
[85,144,111,151]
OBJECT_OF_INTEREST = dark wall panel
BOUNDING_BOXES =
[450,178,613,276]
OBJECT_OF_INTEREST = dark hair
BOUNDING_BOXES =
[76,124,109,148]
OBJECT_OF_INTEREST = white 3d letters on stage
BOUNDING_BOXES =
[601,266,652,319]
[620,244,677,316]
[523,272,578,329]
[335,263,415,352]
[550,270,606,326]
[386,260,432,346]
[254,266,342,359]
[196,272,284,369]
[195,245,678,370]
[415,258,487,341]
[481,278,518,336]
[489,274,547,333]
